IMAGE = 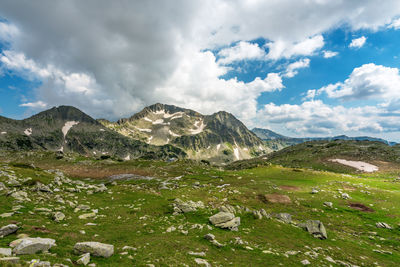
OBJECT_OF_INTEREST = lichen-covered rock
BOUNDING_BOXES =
[74,242,114,258]
[275,213,292,224]
[0,224,19,238]
[12,237,56,255]
[52,212,65,222]
[173,199,204,214]
[209,212,240,231]
[299,220,327,239]
[77,252,91,265]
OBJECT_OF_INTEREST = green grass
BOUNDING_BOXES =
[0,151,399,266]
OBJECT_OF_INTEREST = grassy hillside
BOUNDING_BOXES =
[0,151,399,266]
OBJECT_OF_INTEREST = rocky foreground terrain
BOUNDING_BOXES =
[0,149,399,266]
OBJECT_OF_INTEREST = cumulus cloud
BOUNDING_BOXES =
[265,35,324,60]
[0,0,400,123]
[19,101,48,109]
[349,36,367,49]
[284,58,310,78]
[322,50,339,58]
[388,18,400,29]
[256,100,400,136]
[318,63,400,101]
[217,41,266,64]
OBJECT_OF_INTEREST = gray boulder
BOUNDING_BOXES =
[275,213,292,224]
[299,220,327,239]
[209,212,240,231]
[0,224,19,238]
[0,248,12,256]
[13,237,56,255]
[74,242,114,258]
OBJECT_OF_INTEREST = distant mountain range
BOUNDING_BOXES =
[252,128,397,149]
[100,103,269,163]
[0,106,185,160]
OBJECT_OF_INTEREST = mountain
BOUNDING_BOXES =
[0,106,185,160]
[100,103,269,163]
[252,128,397,150]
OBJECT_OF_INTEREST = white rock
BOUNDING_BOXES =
[13,238,56,255]
[77,253,90,265]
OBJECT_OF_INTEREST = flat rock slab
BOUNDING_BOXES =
[0,247,12,256]
[13,237,56,255]
[264,194,291,204]
[0,224,19,238]
[74,242,114,258]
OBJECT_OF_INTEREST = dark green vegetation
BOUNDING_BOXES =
[0,149,399,266]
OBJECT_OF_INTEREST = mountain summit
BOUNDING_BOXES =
[101,103,268,163]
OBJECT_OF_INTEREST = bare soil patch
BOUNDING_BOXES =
[279,185,300,191]
[349,203,374,212]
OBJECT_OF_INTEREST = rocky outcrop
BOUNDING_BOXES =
[74,242,114,258]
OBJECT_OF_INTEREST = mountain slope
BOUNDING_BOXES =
[252,128,397,150]
[101,103,269,163]
[0,106,185,160]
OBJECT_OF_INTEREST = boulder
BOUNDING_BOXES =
[275,213,292,224]
[209,212,240,231]
[173,199,204,214]
[77,253,91,265]
[299,220,327,239]
[0,224,19,238]
[74,242,114,258]
[13,237,56,255]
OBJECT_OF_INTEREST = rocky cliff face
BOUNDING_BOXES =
[102,104,269,163]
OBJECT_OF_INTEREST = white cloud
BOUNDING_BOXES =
[284,58,310,78]
[265,35,324,60]
[256,100,400,136]
[322,50,338,58]
[1,0,400,123]
[318,63,400,101]
[349,36,366,49]
[217,41,266,64]
[155,47,283,123]
[0,21,19,43]
[388,18,400,29]
[19,101,48,109]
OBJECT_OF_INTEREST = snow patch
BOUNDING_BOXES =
[124,155,130,161]
[99,129,105,132]
[189,120,206,135]
[169,114,183,120]
[258,145,264,150]
[217,144,221,151]
[168,130,181,137]
[330,159,379,172]
[147,136,153,143]
[62,121,79,137]
[134,126,152,133]
[152,119,164,125]
[243,147,249,151]
[233,147,240,160]
[143,117,153,122]
[24,128,32,136]
[1,131,6,135]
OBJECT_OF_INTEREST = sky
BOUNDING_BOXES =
[1,0,400,142]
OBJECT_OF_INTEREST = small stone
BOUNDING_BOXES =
[323,202,333,208]
[77,253,90,265]
[275,213,292,224]
[79,213,96,220]
[301,259,311,265]
[53,212,65,222]
[194,258,211,266]
[376,222,392,229]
